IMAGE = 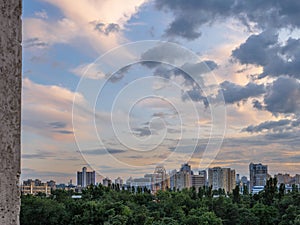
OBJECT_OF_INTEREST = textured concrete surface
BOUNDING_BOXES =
[0,0,22,224]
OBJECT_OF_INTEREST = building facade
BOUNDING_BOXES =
[77,167,96,188]
[249,163,268,191]
[102,177,112,187]
[21,179,51,196]
[208,167,236,193]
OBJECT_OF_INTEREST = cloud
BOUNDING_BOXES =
[140,43,195,65]
[232,30,300,80]
[136,97,172,109]
[23,18,79,48]
[264,77,300,114]
[219,81,265,104]
[22,78,90,141]
[71,60,132,81]
[34,9,48,19]
[21,168,74,182]
[232,30,278,66]
[242,119,291,133]
[155,0,300,40]
[252,99,263,110]
[23,38,48,48]
[182,80,265,106]
[54,130,73,134]
[22,150,56,159]
[152,111,177,118]
[24,0,147,52]
[108,65,131,83]
[83,148,126,155]
[91,21,121,35]
[181,87,208,106]
[48,121,67,129]
[71,63,106,80]
[253,77,300,114]
[165,16,202,40]
[133,127,154,137]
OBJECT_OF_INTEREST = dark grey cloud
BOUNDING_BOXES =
[242,119,291,133]
[22,151,55,159]
[54,130,73,134]
[23,150,80,161]
[48,121,67,129]
[23,38,48,48]
[167,128,181,134]
[156,0,234,39]
[84,148,126,155]
[254,77,300,114]
[252,99,263,110]
[181,86,208,107]
[232,30,278,66]
[219,81,265,104]
[48,122,73,134]
[21,168,74,180]
[152,111,178,118]
[141,45,215,82]
[225,130,300,148]
[264,77,300,114]
[232,31,300,79]
[168,145,206,154]
[92,21,120,35]
[155,0,300,40]
[260,37,300,79]
[108,65,131,83]
[146,60,217,83]
[133,127,154,137]
[153,64,196,86]
[140,43,194,65]
[152,112,167,118]
[182,81,265,106]
[165,16,202,40]
[264,131,300,141]
[105,23,120,34]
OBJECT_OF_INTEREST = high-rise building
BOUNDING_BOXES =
[208,167,236,193]
[169,169,177,190]
[102,177,112,187]
[176,163,193,190]
[168,163,194,191]
[199,170,207,182]
[208,167,222,191]
[274,173,293,185]
[115,177,123,189]
[77,167,96,187]
[46,180,56,190]
[236,174,240,184]
[191,170,207,190]
[153,165,168,191]
[295,174,300,185]
[249,163,268,191]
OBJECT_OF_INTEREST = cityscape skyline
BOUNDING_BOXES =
[22,1,300,183]
[21,162,300,191]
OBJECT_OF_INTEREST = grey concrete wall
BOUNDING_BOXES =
[0,0,22,224]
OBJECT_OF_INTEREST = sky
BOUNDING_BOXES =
[22,0,300,183]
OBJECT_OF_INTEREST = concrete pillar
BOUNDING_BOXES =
[0,0,22,224]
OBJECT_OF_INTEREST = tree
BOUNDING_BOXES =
[233,185,240,203]
[21,195,70,225]
[279,183,285,200]
[198,212,222,225]
[263,177,278,205]
[243,184,249,195]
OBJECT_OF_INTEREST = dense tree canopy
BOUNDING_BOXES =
[21,180,300,225]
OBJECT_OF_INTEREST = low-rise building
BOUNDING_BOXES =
[21,179,51,196]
